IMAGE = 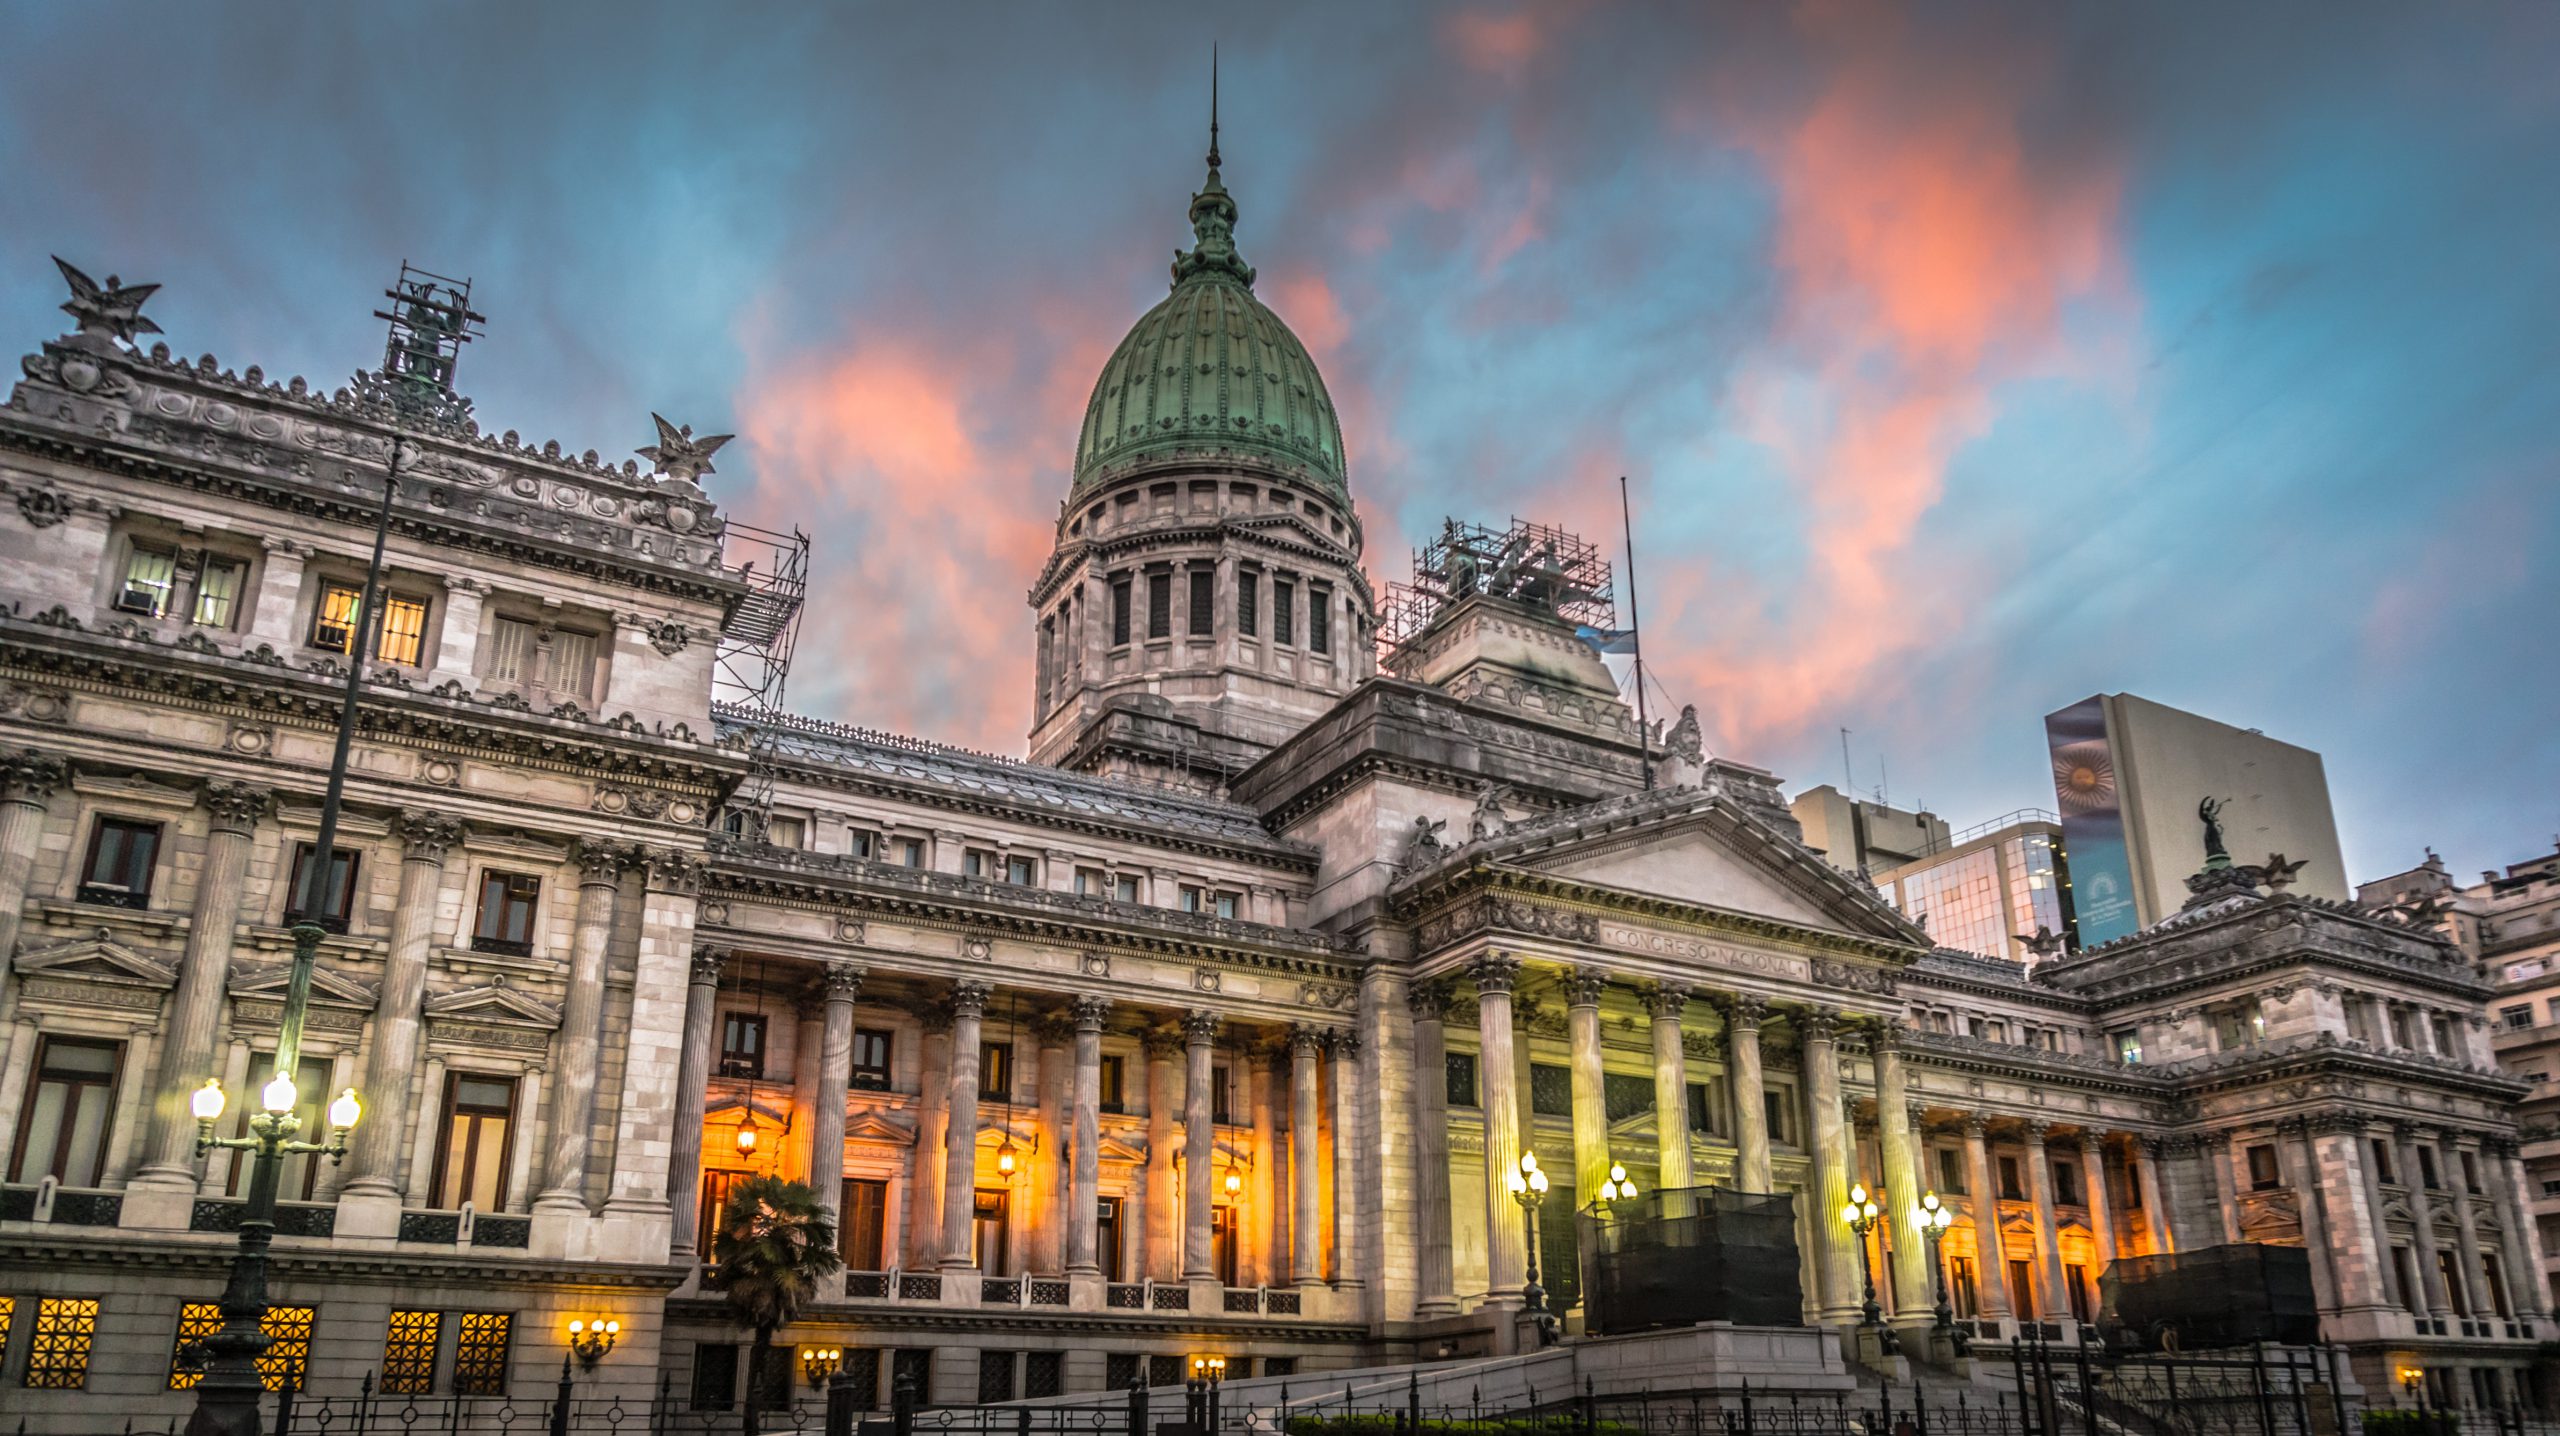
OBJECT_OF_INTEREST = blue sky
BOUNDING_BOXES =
[4,3,2554,883]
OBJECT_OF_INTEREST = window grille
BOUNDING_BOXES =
[381,1310,442,1395]
[452,1312,512,1395]
[1530,1062,1572,1117]
[1603,1071,1653,1122]
[25,1298,100,1389]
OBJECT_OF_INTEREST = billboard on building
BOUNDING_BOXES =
[2046,696,2142,947]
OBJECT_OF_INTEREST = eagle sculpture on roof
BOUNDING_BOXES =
[53,257,162,346]
[637,413,734,485]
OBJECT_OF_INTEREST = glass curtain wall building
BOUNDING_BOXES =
[1873,813,2074,966]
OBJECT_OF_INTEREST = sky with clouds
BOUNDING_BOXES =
[5,2,2555,883]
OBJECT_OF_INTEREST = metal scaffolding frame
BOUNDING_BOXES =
[1377,515,1617,661]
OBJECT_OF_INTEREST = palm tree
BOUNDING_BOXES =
[711,1175,844,1436]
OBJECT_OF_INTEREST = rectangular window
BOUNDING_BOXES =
[1937,1146,1967,1195]
[1075,867,1103,896]
[1114,873,1141,903]
[1309,585,1332,654]
[1004,855,1036,886]
[1603,1071,1654,1122]
[764,817,805,849]
[1764,1088,1796,1147]
[850,1029,892,1091]
[78,816,161,907]
[472,870,540,953]
[690,1343,738,1411]
[432,1074,518,1210]
[381,1310,443,1396]
[9,1036,121,1186]
[2054,1160,2082,1207]
[1998,1155,2024,1200]
[2112,1030,2142,1064]
[1147,571,1172,640]
[979,1350,1019,1405]
[1446,1051,1478,1108]
[2373,1138,2397,1184]
[485,616,536,684]
[285,843,361,930]
[548,627,598,698]
[24,1297,100,1389]
[2432,1015,2456,1054]
[1025,1349,1064,1400]
[841,1350,881,1412]
[168,1303,224,1389]
[1213,890,1238,920]
[2462,1151,2482,1192]
[1210,1064,1232,1124]
[2008,1260,2037,1319]
[1189,567,1215,636]
[963,849,992,879]
[1146,1354,1185,1389]
[1530,1062,1572,1117]
[2502,1005,2534,1031]
[452,1313,512,1396]
[1686,1081,1714,1138]
[377,596,429,666]
[699,1169,745,1261]
[842,1178,888,1269]
[893,1351,932,1405]
[1110,575,1132,646]
[2418,1146,2442,1189]
[981,1042,1013,1098]
[1106,1353,1142,1392]
[1179,885,1202,913]
[117,544,178,615]
[1951,1256,1979,1319]
[2247,1144,2281,1190]
[256,1306,315,1393]
[312,581,364,653]
[719,1014,767,1079]
[1099,1055,1126,1114]
[1274,579,1295,645]
[899,838,925,868]
[1238,570,1259,637]
[192,556,248,628]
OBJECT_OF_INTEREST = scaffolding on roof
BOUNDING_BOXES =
[712,516,811,838]
[1377,515,1617,661]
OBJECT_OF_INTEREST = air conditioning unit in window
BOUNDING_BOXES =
[113,586,161,615]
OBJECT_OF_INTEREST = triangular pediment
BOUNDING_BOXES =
[13,931,178,988]
[846,1111,916,1145]
[424,983,561,1028]
[228,962,378,1009]
[1446,789,1927,946]
[1098,1134,1149,1165]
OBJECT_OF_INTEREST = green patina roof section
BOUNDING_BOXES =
[1071,158,1349,499]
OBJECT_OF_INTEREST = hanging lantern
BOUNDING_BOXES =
[734,1108,760,1157]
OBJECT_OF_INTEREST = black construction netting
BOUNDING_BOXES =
[2099,1242,2319,1350]
[1578,1185,1803,1335]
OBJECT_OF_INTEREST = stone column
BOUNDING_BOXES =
[1181,1009,1220,1282]
[1470,954,1528,1307]
[666,947,726,1259]
[1248,1042,1281,1285]
[1029,1013,1071,1274]
[434,576,489,684]
[907,1003,953,1267]
[2490,1138,2547,1319]
[135,781,272,1195]
[1328,1028,1363,1291]
[808,963,862,1229]
[1963,1117,2010,1318]
[1723,996,1772,1193]
[1643,985,1693,1191]
[1407,981,1459,1317]
[1288,1025,1325,1287]
[2399,1123,2454,1317]
[938,982,992,1271]
[1800,1009,1859,1324]
[2448,1141,2495,1321]
[1142,1027,1181,1281]
[2309,1120,2389,1312]
[2134,1138,2173,1255]
[0,752,64,1012]
[2278,1120,2342,1313]
[2078,1132,2117,1269]
[2022,1121,2069,1320]
[1873,1023,1930,1327]
[247,537,312,647]
[536,839,628,1211]
[1066,996,1110,1279]
[1564,967,1611,1211]
[341,812,464,1224]
[600,850,703,1253]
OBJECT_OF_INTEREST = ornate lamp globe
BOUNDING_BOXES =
[327,1088,362,1131]
[191,1079,227,1123]
[260,1072,298,1115]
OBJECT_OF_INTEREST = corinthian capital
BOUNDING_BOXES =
[1639,983,1690,1021]
[198,780,274,835]
[1072,995,1113,1032]
[1406,978,1454,1021]
[1181,1009,1223,1045]
[643,846,705,895]
[819,961,865,1001]
[689,945,730,986]
[0,749,65,807]
[396,808,467,864]
[573,837,631,885]
[1562,965,1610,1008]
[1467,952,1522,996]
[947,981,992,1020]
[1326,1027,1363,1060]
[1795,1006,1840,1044]
[1716,993,1769,1031]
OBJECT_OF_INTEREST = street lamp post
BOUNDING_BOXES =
[1595,1160,1637,1218]
[185,268,479,1436]
[1840,1182,1884,1330]
[1506,1152,1558,1347]
[1917,1191,1956,1330]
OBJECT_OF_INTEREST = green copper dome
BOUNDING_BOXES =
[1071,147,1348,499]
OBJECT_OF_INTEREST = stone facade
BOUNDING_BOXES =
[0,186,2544,1423]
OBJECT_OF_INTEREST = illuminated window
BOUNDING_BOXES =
[432,1074,519,1210]
[381,1310,442,1395]
[169,1303,224,1388]
[452,1312,513,1396]
[116,544,178,616]
[257,1306,315,1392]
[376,596,429,666]
[24,1297,100,1389]
[311,584,429,665]
[980,1042,1013,1097]
[310,582,363,653]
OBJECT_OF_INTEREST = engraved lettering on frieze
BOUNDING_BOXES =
[1597,924,1814,981]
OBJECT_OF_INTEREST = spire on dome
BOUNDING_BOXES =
[1174,47,1255,288]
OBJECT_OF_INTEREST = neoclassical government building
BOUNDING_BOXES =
[0,139,2543,1423]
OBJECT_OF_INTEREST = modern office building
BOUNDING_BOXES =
[2045,693,2349,946]
[1870,811,2075,967]
[1788,786,1949,878]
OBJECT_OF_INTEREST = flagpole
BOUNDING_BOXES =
[1619,475,1651,790]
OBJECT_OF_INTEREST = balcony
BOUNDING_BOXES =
[806,1269,1336,1321]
